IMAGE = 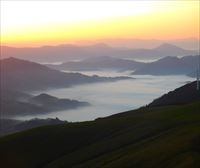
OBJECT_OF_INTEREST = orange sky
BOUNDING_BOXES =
[1,1,199,47]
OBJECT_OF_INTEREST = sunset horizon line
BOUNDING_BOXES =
[1,37,199,49]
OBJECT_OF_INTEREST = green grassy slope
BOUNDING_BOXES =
[0,101,200,168]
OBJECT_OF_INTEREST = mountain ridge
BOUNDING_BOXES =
[1,43,197,62]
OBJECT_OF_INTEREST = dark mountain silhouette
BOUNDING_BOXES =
[0,83,200,168]
[1,43,197,63]
[149,81,200,106]
[47,56,145,71]
[0,57,131,91]
[29,93,89,111]
[133,55,199,75]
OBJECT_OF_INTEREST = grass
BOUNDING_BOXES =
[0,101,200,168]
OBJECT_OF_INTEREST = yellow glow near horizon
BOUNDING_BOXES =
[1,1,199,47]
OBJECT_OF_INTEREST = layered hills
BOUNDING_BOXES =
[47,55,199,77]
[0,57,130,91]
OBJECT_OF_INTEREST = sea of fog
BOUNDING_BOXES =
[15,71,195,122]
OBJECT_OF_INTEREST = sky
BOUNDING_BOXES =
[1,0,199,47]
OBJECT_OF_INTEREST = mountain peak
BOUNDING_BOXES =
[1,57,48,70]
[86,43,111,49]
[1,57,35,67]
[155,43,184,51]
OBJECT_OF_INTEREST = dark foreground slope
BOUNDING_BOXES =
[0,81,200,168]
[0,102,199,168]
[0,118,66,136]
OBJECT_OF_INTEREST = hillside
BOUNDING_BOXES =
[0,82,200,168]
[0,57,131,91]
[149,81,200,106]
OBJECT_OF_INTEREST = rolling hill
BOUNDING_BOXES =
[0,81,200,168]
[133,55,199,76]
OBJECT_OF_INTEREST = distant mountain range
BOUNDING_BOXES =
[1,43,197,63]
[96,38,200,50]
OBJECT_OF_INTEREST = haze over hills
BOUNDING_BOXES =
[1,43,197,63]
[47,56,145,71]
[0,57,131,118]
[0,57,131,91]
[1,1,199,166]
[0,81,199,168]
